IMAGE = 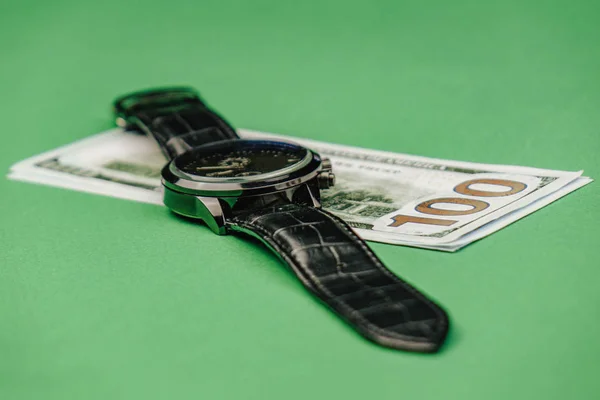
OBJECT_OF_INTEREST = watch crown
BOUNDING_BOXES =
[321,158,333,171]
[318,171,336,189]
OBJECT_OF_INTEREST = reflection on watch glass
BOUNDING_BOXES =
[175,140,308,179]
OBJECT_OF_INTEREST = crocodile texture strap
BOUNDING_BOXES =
[228,203,450,352]
[114,88,239,160]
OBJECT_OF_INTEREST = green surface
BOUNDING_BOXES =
[1,0,599,399]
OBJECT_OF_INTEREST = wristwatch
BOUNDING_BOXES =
[113,87,450,352]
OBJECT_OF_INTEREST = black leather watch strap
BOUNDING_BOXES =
[114,87,239,160]
[228,203,449,352]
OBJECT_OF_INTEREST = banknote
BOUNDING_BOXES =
[8,129,592,251]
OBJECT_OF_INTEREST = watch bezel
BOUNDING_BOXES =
[161,139,323,197]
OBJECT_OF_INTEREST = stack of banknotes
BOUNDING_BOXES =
[8,129,592,252]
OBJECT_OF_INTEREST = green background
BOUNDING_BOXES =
[1,0,599,399]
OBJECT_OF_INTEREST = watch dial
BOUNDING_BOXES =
[174,140,309,180]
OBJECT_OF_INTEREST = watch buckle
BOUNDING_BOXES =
[113,87,202,127]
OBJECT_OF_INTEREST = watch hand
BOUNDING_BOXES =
[206,170,235,177]
[196,165,244,171]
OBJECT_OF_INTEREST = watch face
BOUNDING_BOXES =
[174,140,310,181]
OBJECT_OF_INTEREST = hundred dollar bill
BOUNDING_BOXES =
[7,129,592,251]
